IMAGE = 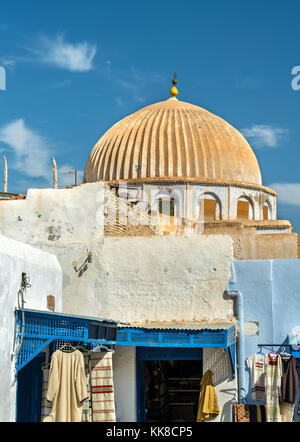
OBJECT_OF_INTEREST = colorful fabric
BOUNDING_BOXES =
[232,404,250,422]
[41,368,53,422]
[81,354,92,422]
[256,405,261,422]
[246,354,265,401]
[46,349,88,422]
[197,370,219,422]
[90,352,116,422]
[232,404,266,422]
[264,353,282,422]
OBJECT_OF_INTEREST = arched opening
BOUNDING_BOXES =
[237,196,254,220]
[199,193,222,221]
[263,200,272,220]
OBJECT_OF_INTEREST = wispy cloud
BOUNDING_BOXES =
[0,119,51,180]
[269,183,300,207]
[28,33,97,72]
[0,120,82,189]
[241,124,289,148]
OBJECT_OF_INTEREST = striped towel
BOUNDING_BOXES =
[41,368,53,422]
[81,354,92,422]
[90,352,116,422]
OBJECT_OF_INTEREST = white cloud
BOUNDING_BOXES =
[0,119,51,180]
[240,124,288,148]
[270,183,300,206]
[33,33,97,72]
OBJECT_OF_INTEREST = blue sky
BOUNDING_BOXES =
[0,0,300,233]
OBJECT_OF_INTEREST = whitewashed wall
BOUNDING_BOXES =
[0,234,62,422]
[113,346,136,422]
[0,183,234,323]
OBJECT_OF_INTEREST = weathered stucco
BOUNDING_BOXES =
[94,235,233,323]
[0,184,234,323]
[0,234,62,422]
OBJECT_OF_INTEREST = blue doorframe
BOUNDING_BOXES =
[136,347,203,422]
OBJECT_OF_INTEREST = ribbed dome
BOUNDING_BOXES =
[83,97,262,187]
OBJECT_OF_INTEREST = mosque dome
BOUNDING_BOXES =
[83,89,262,188]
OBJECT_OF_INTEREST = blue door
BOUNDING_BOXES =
[17,353,45,422]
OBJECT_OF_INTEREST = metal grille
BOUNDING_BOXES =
[161,333,190,345]
[15,309,117,372]
[23,311,88,340]
[116,326,234,348]
[193,332,225,346]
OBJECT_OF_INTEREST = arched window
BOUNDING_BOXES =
[237,196,254,220]
[263,200,272,220]
[199,193,222,221]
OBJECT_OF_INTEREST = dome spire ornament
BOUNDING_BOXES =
[170,72,178,98]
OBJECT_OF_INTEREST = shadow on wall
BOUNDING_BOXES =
[204,348,234,386]
[218,389,238,422]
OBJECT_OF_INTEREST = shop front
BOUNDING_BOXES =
[14,310,236,422]
[115,323,236,422]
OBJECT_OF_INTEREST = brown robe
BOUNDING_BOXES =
[281,355,299,404]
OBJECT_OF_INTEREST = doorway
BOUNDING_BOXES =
[136,347,203,422]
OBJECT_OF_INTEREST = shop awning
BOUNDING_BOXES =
[15,308,119,372]
[116,322,236,377]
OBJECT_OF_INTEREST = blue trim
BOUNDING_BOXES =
[116,326,235,349]
[15,309,118,372]
[228,342,236,378]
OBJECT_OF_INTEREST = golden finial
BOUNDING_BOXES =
[170,72,178,97]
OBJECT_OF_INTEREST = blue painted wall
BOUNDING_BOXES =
[227,259,300,407]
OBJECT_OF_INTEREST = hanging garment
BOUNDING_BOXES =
[281,355,299,404]
[41,368,53,422]
[81,353,92,422]
[246,353,265,401]
[90,352,116,422]
[264,353,282,422]
[197,370,219,422]
[46,349,88,422]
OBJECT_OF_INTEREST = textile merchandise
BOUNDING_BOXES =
[46,349,88,422]
[90,352,116,422]
[246,354,265,401]
[232,404,266,422]
[197,370,219,422]
[281,355,299,404]
[264,353,282,422]
[81,353,92,422]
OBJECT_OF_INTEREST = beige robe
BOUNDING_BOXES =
[46,349,88,422]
